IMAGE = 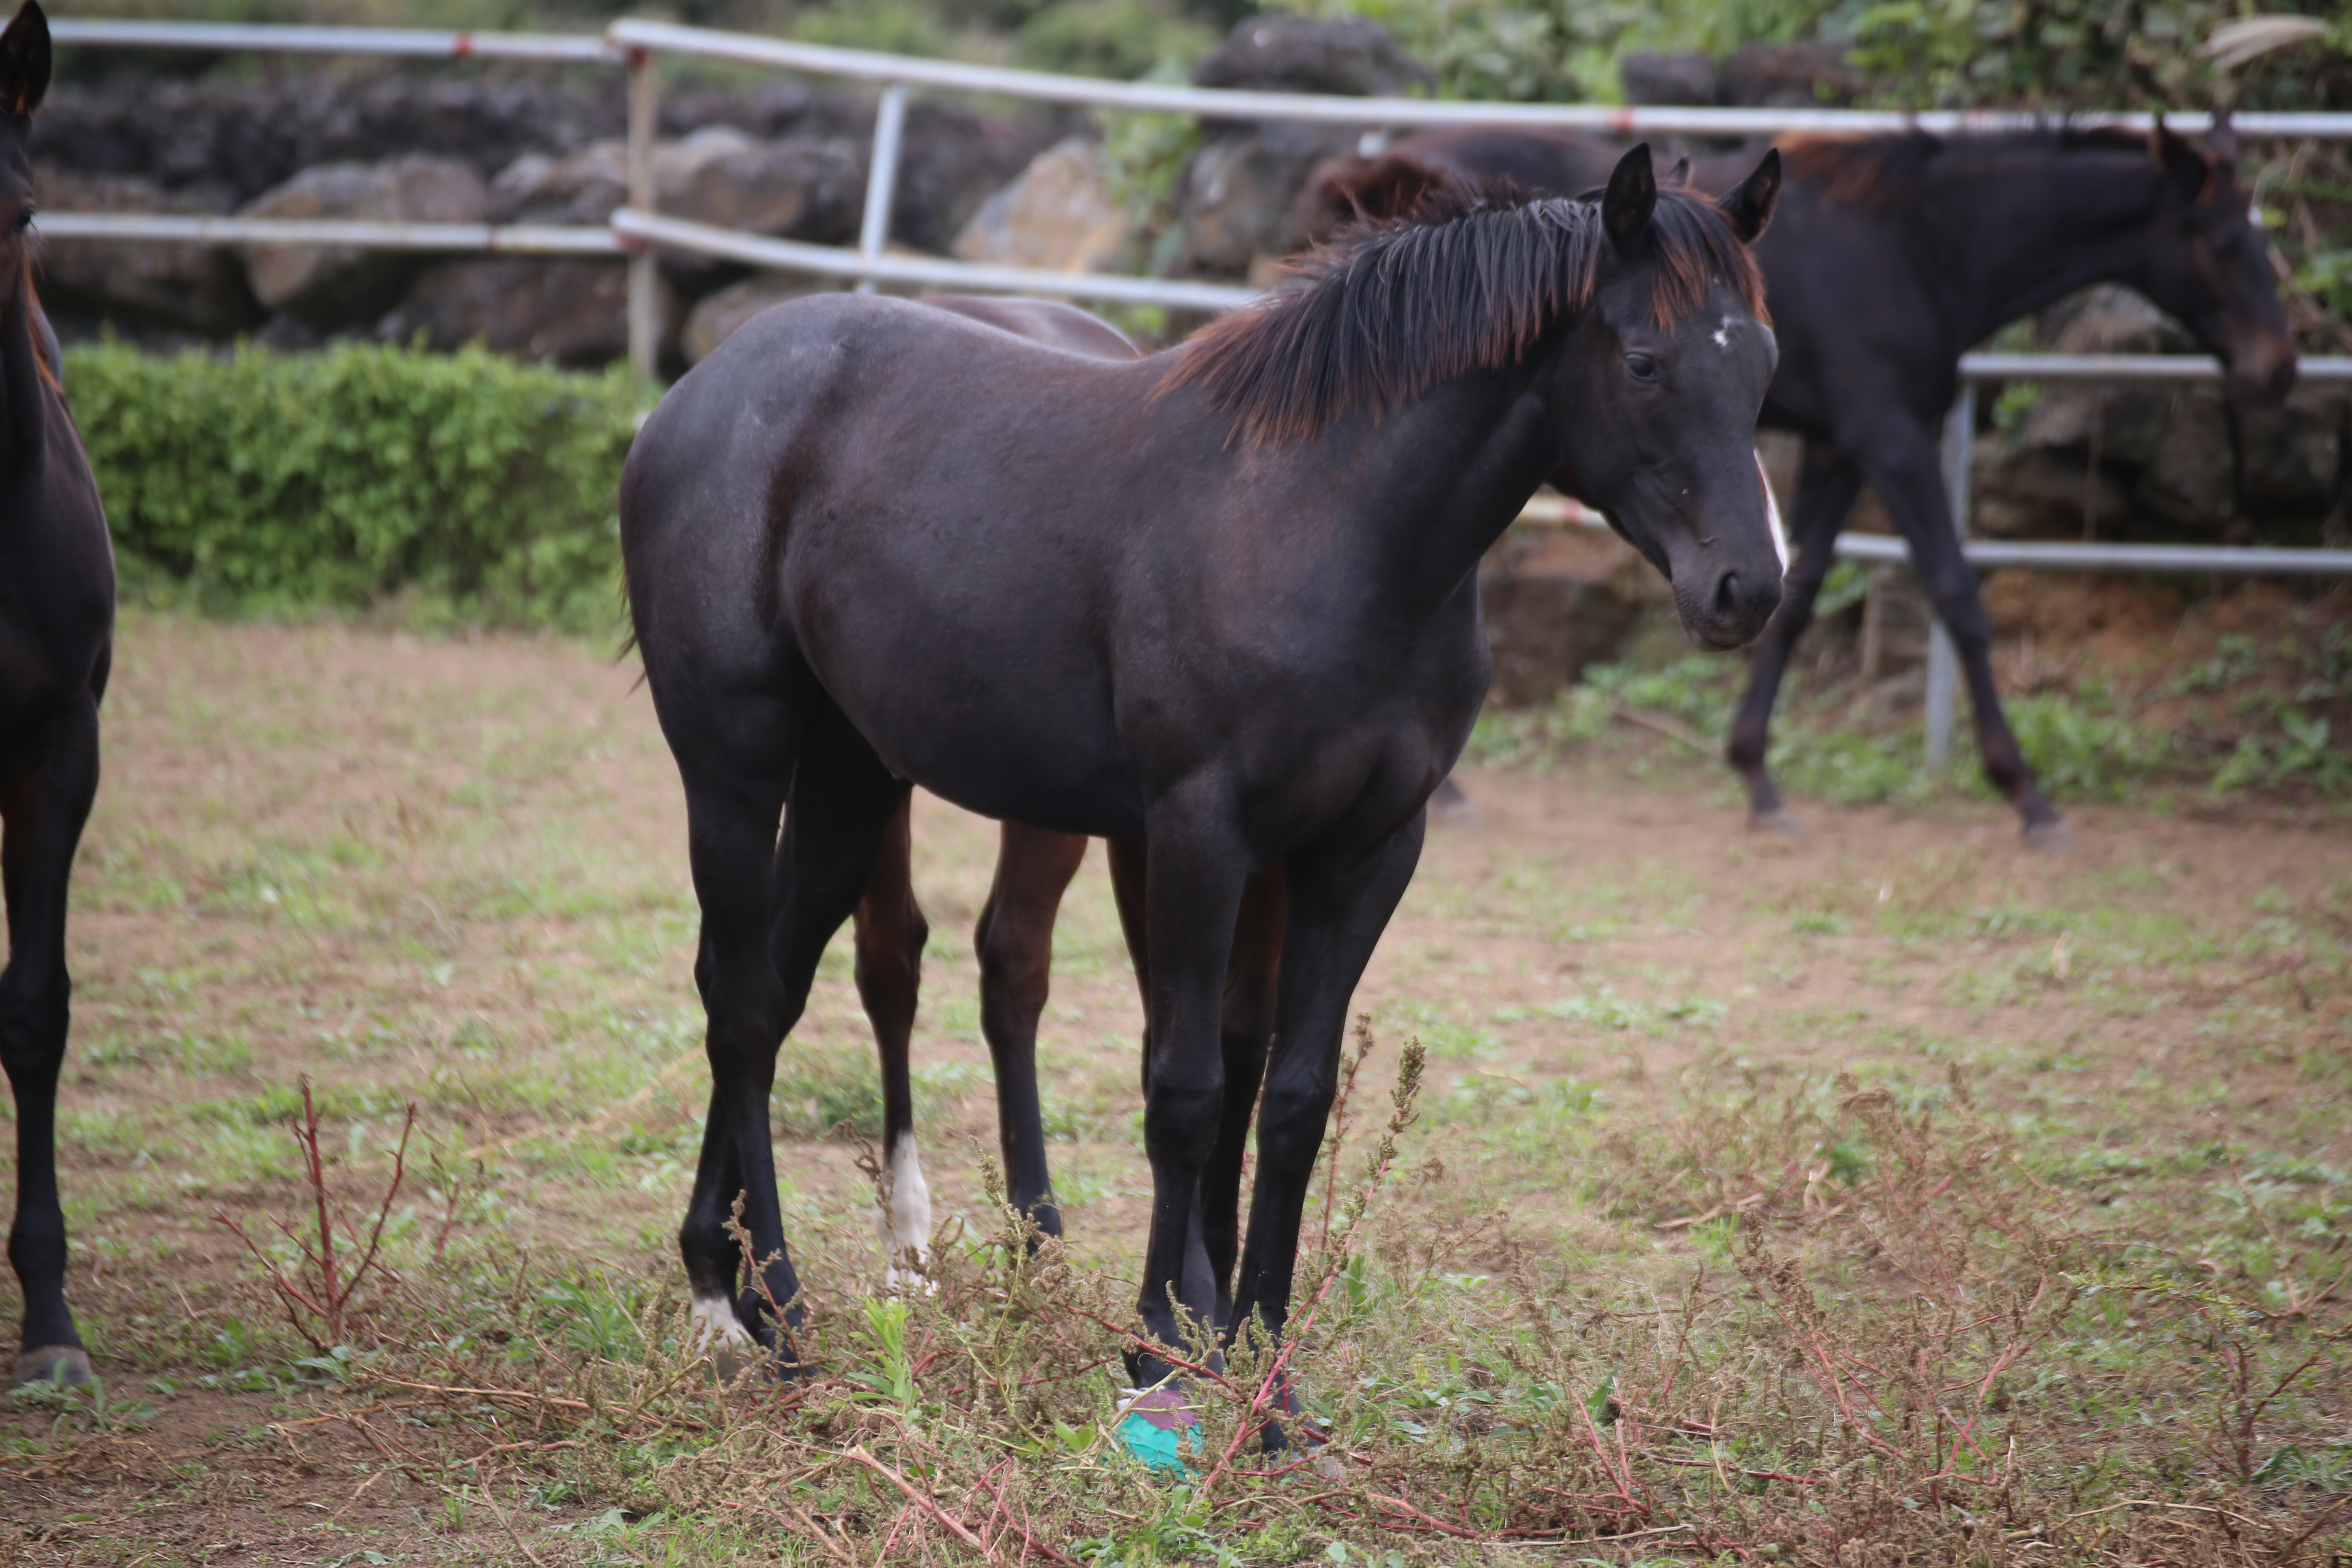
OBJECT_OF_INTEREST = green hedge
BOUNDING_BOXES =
[65,341,647,634]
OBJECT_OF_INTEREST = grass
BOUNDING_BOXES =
[0,610,2348,1564]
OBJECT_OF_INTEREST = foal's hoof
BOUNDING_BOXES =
[1748,806,1803,839]
[2022,817,2075,854]
[14,1345,94,1388]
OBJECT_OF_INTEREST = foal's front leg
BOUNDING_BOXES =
[1228,813,1425,1444]
[1129,800,1250,1387]
[2,699,101,1387]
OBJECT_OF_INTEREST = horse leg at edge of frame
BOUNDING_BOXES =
[1867,419,2069,846]
[853,797,934,1286]
[2,700,100,1388]
[1227,814,1426,1452]
[1127,801,1249,1389]
[1725,437,1863,835]
[974,822,1089,1245]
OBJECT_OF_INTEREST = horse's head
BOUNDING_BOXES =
[0,0,47,311]
[1552,145,1785,650]
[2138,115,2296,405]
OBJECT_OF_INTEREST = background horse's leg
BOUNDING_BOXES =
[853,799,932,1285]
[1129,802,1250,1385]
[1864,419,2065,844]
[2,698,100,1388]
[973,823,1088,1244]
[1229,813,1425,1446]
[1726,438,1863,833]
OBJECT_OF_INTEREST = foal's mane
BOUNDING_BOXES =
[1783,125,2150,204]
[1165,179,1765,446]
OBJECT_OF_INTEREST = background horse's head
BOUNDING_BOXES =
[2136,116,2296,405]
[1552,146,1785,650]
[0,0,48,319]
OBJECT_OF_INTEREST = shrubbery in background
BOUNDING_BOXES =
[67,340,644,634]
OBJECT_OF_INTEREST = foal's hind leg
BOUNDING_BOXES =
[853,800,933,1285]
[1726,438,1863,834]
[973,823,1089,1244]
[2,698,101,1387]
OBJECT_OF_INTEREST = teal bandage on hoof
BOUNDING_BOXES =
[1112,1385,1198,1475]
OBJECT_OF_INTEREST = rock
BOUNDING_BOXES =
[1174,122,1361,278]
[1972,443,2132,539]
[32,168,262,335]
[32,74,626,207]
[679,276,840,365]
[2023,285,2189,466]
[1858,564,1932,680]
[1478,522,1656,707]
[376,258,666,368]
[655,127,866,243]
[489,142,626,226]
[2234,385,2350,520]
[1718,42,1862,108]
[1620,51,1719,107]
[953,138,1129,274]
[1191,13,1430,98]
[240,156,490,328]
[891,100,1076,255]
[1172,15,1427,278]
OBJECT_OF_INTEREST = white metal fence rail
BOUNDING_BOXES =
[40,17,2352,767]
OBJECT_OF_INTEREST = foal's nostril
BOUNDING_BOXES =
[1713,570,1740,619]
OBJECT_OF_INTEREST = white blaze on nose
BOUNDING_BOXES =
[1757,450,1788,570]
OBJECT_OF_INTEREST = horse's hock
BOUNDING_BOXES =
[1478,524,1659,707]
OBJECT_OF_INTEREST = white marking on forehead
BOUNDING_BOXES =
[2247,198,2265,230]
[1713,314,1735,349]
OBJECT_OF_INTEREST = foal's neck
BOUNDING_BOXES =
[1324,356,1562,608]
[0,271,48,479]
[1940,152,2170,347]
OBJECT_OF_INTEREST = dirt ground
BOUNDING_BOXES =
[3,614,2348,1565]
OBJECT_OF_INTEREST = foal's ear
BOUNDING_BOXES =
[1716,147,1781,244]
[2149,115,2210,197]
[1664,154,1692,187]
[2202,109,2239,173]
[0,1,48,122]
[1602,143,1657,253]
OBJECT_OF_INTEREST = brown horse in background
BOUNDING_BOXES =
[1310,120,2297,845]
[0,0,118,1389]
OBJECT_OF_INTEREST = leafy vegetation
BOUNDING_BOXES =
[67,340,645,634]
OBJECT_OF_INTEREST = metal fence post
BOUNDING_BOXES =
[856,82,908,295]
[625,46,659,379]
[1924,382,1976,771]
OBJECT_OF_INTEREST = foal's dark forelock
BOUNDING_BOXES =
[1165,182,1768,447]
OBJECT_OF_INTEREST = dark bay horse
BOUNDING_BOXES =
[0,0,117,1388]
[623,147,1785,1396]
[1313,121,2297,844]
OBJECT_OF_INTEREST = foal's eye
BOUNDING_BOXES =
[1625,353,1659,384]
[10,205,31,234]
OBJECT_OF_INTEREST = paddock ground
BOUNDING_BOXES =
[2,612,2348,1566]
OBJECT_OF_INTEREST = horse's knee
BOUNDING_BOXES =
[974,904,1053,1038]
[0,967,69,1080]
